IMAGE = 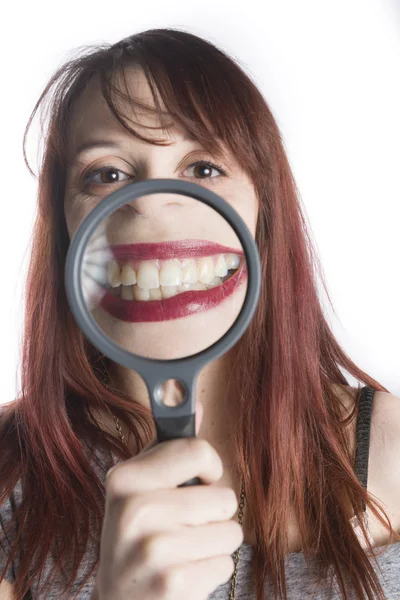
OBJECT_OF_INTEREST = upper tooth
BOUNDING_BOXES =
[226,254,240,269]
[137,262,159,289]
[214,255,228,277]
[107,253,241,292]
[160,261,183,287]
[198,257,215,284]
[181,259,198,284]
[206,276,222,289]
[121,265,137,286]
[108,261,122,287]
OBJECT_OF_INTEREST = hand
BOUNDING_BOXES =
[93,401,243,599]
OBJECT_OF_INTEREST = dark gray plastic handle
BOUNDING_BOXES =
[153,398,201,487]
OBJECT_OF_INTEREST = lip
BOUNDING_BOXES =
[109,239,243,261]
[99,262,247,322]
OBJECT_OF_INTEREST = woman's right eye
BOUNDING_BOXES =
[82,165,132,188]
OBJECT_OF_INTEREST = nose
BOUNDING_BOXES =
[122,192,186,216]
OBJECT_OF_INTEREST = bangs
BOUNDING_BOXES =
[92,49,253,168]
[99,62,227,160]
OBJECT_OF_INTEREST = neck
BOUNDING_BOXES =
[101,348,242,492]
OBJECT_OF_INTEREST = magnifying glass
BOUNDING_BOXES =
[65,179,261,487]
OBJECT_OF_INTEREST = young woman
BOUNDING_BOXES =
[1,28,399,600]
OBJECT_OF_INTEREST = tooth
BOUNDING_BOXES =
[214,255,228,277]
[133,286,150,301]
[198,257,215,284]
[108,261,122,287]
[121,285,134,300]
[225,254,240,269]
[160,261,183,287]
[181,259,198,284]
[121,265,137,286]
[161,285,178,298]
[206,276,222,289]
[137,262,160,289]
[149,287,163,300]
[193,282,207,290]
[177,282,194,293]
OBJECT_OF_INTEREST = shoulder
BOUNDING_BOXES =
[330,384,400,527]
[368,389,400,483]
[366,389,400,537]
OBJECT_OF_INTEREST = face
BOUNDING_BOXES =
[64,68,259,359]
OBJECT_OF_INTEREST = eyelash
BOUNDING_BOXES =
[82,160,228,190]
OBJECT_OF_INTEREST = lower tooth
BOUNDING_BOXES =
[161,286,178,299]
[177,283,194,293]
[149,288,163,300]
[193,282,207,291]
[121,285,134,301]
[134,287,150,301]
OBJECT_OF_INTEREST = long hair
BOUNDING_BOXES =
[1,28,398,600]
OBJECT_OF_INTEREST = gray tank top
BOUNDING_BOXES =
[1,386,399,598]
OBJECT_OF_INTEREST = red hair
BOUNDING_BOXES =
[1,28,398,600]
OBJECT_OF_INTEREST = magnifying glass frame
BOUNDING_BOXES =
[65,179,261,454]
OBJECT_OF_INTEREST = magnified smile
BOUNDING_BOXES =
[96,239,246,322]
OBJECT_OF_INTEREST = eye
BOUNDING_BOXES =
[81,159,228,191]
[183,160,227,181]
[82,166,131,187]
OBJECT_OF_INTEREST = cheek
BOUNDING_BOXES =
[224,189,258,238]
[64,199,94,241]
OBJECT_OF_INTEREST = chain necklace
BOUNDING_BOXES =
[113,415,246,599]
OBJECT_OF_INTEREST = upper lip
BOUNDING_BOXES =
[110,239,244,261]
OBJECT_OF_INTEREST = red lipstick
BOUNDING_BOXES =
[109,239,243,261]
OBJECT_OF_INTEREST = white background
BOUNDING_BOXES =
[1,0,399,405]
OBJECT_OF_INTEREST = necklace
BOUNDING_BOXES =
[113,415,246,599]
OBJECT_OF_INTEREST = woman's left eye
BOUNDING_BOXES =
[183,160,227,180]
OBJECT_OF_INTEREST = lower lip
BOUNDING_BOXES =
[99,265,247,323]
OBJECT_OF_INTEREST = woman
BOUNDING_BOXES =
[1,28,399,600]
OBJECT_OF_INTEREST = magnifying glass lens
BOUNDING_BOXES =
[81,192,248,360]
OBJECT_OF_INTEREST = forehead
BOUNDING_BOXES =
[67,68,180,152]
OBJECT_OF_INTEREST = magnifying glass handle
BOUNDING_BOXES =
[154,414,201,487]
